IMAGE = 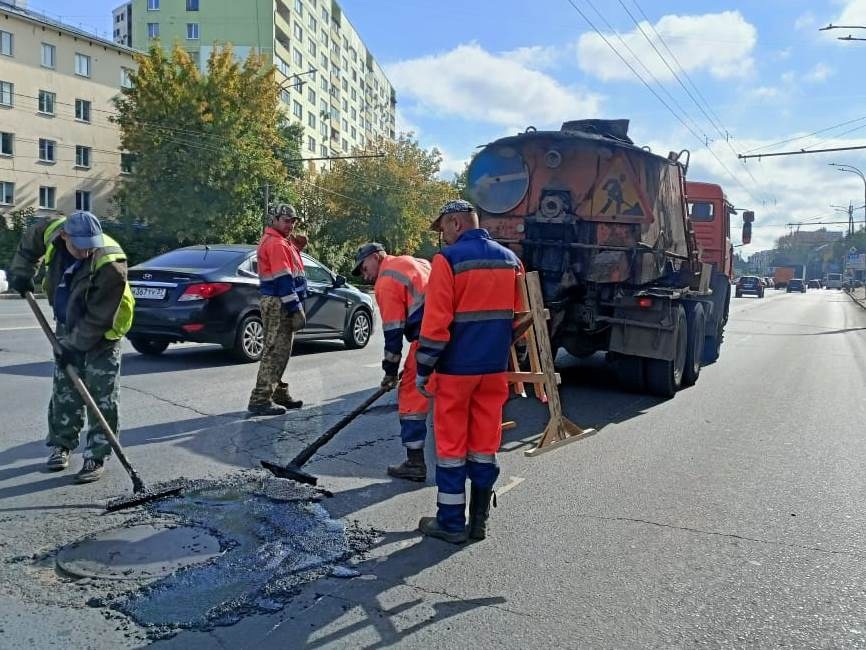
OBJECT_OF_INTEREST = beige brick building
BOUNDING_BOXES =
[0,2,136,221]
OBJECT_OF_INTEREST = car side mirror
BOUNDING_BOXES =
[742,222,752,245]
[333,274,347,288]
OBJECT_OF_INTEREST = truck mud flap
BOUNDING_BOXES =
[604,302,677,361]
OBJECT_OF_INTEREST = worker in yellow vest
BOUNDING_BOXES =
[9,211,133,483]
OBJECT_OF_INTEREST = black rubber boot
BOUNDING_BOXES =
[418,516,468,544]
[247,402,287,416]
[387,448,426,482]
[467,486,496,541]
[273,383,303,410]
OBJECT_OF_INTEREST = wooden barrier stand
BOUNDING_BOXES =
[506,272,595,456]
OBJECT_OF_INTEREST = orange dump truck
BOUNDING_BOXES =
[467,119,753,397]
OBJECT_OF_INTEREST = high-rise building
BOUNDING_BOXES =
[113,2,133,47]
[0,1,136,219]
[120,0,396,162]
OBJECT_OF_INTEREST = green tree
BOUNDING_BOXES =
[113,44,294,246]
[314,134,453,258]
[0,207,35,271]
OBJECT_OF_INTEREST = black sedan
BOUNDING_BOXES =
[735,275,764,298]
[126,245,375,362]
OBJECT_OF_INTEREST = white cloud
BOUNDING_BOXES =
[751,86,781,99]
[803,63,834,82]
[794,11,816,31]
[502,45,562,71]
[386,43,602,128]
[436,147,468,181]
[837,0,866,24]
[576,11,757,83]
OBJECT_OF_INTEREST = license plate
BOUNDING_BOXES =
[131,286,166,300]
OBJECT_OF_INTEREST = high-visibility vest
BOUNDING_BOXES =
[44,219,135,341]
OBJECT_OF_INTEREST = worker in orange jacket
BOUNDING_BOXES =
[353,242,432,481]
[415,200,523,544]
[248,204,308,416]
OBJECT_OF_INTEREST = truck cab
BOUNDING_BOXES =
[685,181,734,279]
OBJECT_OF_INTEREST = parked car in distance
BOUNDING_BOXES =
[736,275,765,298]
[0,269,8,294]
[762,277,775,289]
[126,245,375,362]
[824,273,843,289]
[786,278,807,293]
[807,279,822,289]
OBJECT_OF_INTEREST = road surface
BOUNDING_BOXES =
[0,287,865,647]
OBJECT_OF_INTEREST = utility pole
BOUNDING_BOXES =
[829,163,866,233]
[264,183,270,224]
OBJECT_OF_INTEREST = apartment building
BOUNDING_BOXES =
[119,0,396,162]
[113,2,133,47]
[0,1,136,220]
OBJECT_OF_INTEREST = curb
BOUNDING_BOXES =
[845,290,866,311]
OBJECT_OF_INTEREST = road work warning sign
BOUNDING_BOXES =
[583,153,652,221]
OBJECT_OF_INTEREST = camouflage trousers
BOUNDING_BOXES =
[248,296,305,406]
[47,332,122,461]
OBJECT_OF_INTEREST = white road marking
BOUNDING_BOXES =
[0,326,40,332]
[496,476,525,497]
[363,362,380,368]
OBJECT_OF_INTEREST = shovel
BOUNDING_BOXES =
[261,384,391,485]
[24,292,182,512]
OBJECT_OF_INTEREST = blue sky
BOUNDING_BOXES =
[25,0,866,253]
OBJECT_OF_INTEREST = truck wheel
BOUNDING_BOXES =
[682,303,705,387]
[614,354,645,393]
[645,305,687,398]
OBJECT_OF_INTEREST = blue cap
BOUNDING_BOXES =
[64,211,104,249]
[351,242,385,276]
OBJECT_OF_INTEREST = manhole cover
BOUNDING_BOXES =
[56,524,222,581]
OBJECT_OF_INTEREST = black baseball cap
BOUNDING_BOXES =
[351,242,385,276]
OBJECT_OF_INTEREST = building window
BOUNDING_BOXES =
[186,23,199,39]
[293,23,303,41]
[276,55,289,76]
[75,99,91,122]
[350,106,356,120]
[39,186,56,210]
[342,138,348,153]
[341,118,347,131]
[280,89,290,104]
[293,100,302,119]
[309,16,317,31]
[342,98,348,112]
[75,53,91,77]
[121,68,133,88]
[147,23,160,38]
[0,181,13,205]
[308,38,316,56]
[39,139,56,163]
[0,30,12,57]
[321,7,328,22]
[307,87,316,104]
[321,30,328,48]
[41,43,55,68]
[320,53,328,71]
[293,48,302,67]
[75,145,92,168]
[308,112,316,128]
[320,143,327,157]
[295,0,303,15]
[320,121,328,137]
[320,77,328,91]
[0,132,12,156]
[351,88,356,101]
[342,79,348,93]
[147,0,160,9]
[121,152,135,174]
[0,80,13,107]
[350,125,356,139]
[75,190,92,212]
[38,90,56,115]
[307,135,315,153]
[186,0,199,10]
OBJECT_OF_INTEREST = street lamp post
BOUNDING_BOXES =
[829,163,866,232]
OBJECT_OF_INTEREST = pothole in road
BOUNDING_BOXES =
[70,471,377,639]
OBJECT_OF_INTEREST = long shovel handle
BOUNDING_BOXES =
[289,385,390,468]
[24,292,146,493]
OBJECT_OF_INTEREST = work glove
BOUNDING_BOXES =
[9,273,35,298]
[54,338,78,369]
[416,374,432,398]
[380,374,399,391]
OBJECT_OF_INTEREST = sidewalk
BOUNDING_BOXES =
[849,286,866,308]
